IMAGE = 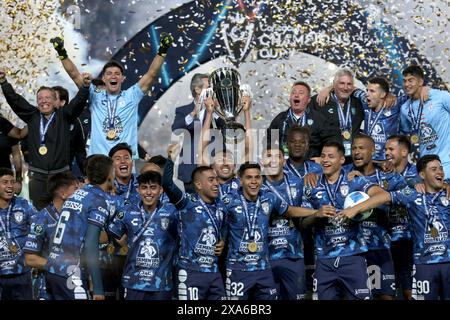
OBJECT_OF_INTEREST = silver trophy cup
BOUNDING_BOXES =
[209,67,245,143]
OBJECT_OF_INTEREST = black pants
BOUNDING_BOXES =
[0,272,33,300]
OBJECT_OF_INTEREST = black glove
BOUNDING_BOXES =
[50,36,68,60]
[157,33,174,57]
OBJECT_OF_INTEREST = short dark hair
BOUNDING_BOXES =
[91,78,105,86]
[191,166,213,182]
[322,141,345,156]
[402,65,424,80]
[86,155,113,185]
[37,86,57,99]
[52,86,69,105]
[238,162,261,177]
[102,60,124,75]
[353,133,375,146]
[0,167,14,179]
[137,171,162,186]
[292,81,311,95]
[47,172,78,198]
[109,143,132,158]
[190,73,209,97]
[387,135,411,153]
[286,125,311,142]
[417,154,441,173]
[368,77,390,94]
[148,155,167,170]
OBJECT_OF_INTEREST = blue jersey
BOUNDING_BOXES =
[88,83,145,159]
[354,89,406,161]
[284,159,322,179]
[223,189,289,271]
[343,165,407,250]
[24,204,60,258]
[389,163,420,242]
[262,172,305,260]
[46,184,116,277]
[0,197,36,275]
[400,89,450,177]
[219,177,240,197]
[109,201,178,292]
[304,170,376,259]
[390,187,450,264]
[176,193,226,273]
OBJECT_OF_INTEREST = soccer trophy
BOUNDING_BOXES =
[209,67,246,143]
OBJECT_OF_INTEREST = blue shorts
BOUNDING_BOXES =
[45,272,89,300]
[0,271,33,300]
[125,288,172,300]
[391,240,413,293]
[270,258,306,300]
[177,269,225,300]
[314,255,371,300]
[412,262,450,300]
[226,269,278,300]
[365,249,396,297]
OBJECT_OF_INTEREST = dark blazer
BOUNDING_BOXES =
[171,102,225,183]
[267,106,340,158]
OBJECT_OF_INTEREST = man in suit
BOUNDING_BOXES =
[171,73,225,193]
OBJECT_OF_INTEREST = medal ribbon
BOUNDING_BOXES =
[264,174,294,206]
[132,203,160,244]
[106,92,120,129]
[422,192,442,230]
[285,159,309,179]
[332,93,352,131]
[240,195,260,240]
[323,171,344,208]
[39,112,56,146]
[407,99,424,134]
[367,106,385,135]
[199,198,221,239]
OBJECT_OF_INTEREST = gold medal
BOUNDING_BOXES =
[342,130,351,140]
[107,129,117,140]
[247,241,258,253]
[119,246,128,255]
[410,134,419,144]
[382,180,389,190]
[107,243,115,255]
[9,243,18,253]
[38,146,48,155]
[431,227,439,238]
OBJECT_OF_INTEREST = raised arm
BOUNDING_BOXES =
[50,37,84,88]
[0,70,36,122]
[138,33,174,93]
[63,73,91,121]
[162,145,186,208]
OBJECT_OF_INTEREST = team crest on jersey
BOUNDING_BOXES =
[261,201,270,215]
[403,187,413,195]
[14,211,24,224]
[231,181,238,189]
[189,194,198,202]
[303,185,312,198]
[307,119,314,126]
[222,196,230,204]
[441,197,449,207]
[34,224,44,235]
[290,186,297,199]
[384,109,391,116]
[160,218,169,230]
[117,211,125,220]
[340,185,349,197]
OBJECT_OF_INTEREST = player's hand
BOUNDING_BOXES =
[316,85,332,107]
[347,170,363,181]
[50,36,68,60]
[214,239,225,256]
[444,183,450,200]
[242,95,252,111]
[383,93,397,110]
[205,96,215,114]
[81,72,92,88]
[167,143,181,161]
[414,183,426,194]
[315,205,336,218]
[157,33,174,57]
[0,69,6,84]
[304,173,319,188]
[337,207,358,221]
[93,294,105,300]
[381,160,395,173]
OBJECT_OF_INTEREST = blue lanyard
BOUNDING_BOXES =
[367,106,385,134]
[281,108,307,143]
[323,171,344,208]
[240,195,260,240]
[264,174,293,206]
[105,92,121,129]
[39,112,56,145]
[0,202,13,240]
[286,159,308,179]
[199,198,221,239]
[423,192,442,228]
[332,93,352,130]
[407,99,424,133]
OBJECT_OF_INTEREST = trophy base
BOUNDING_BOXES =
[222,122,246,143]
